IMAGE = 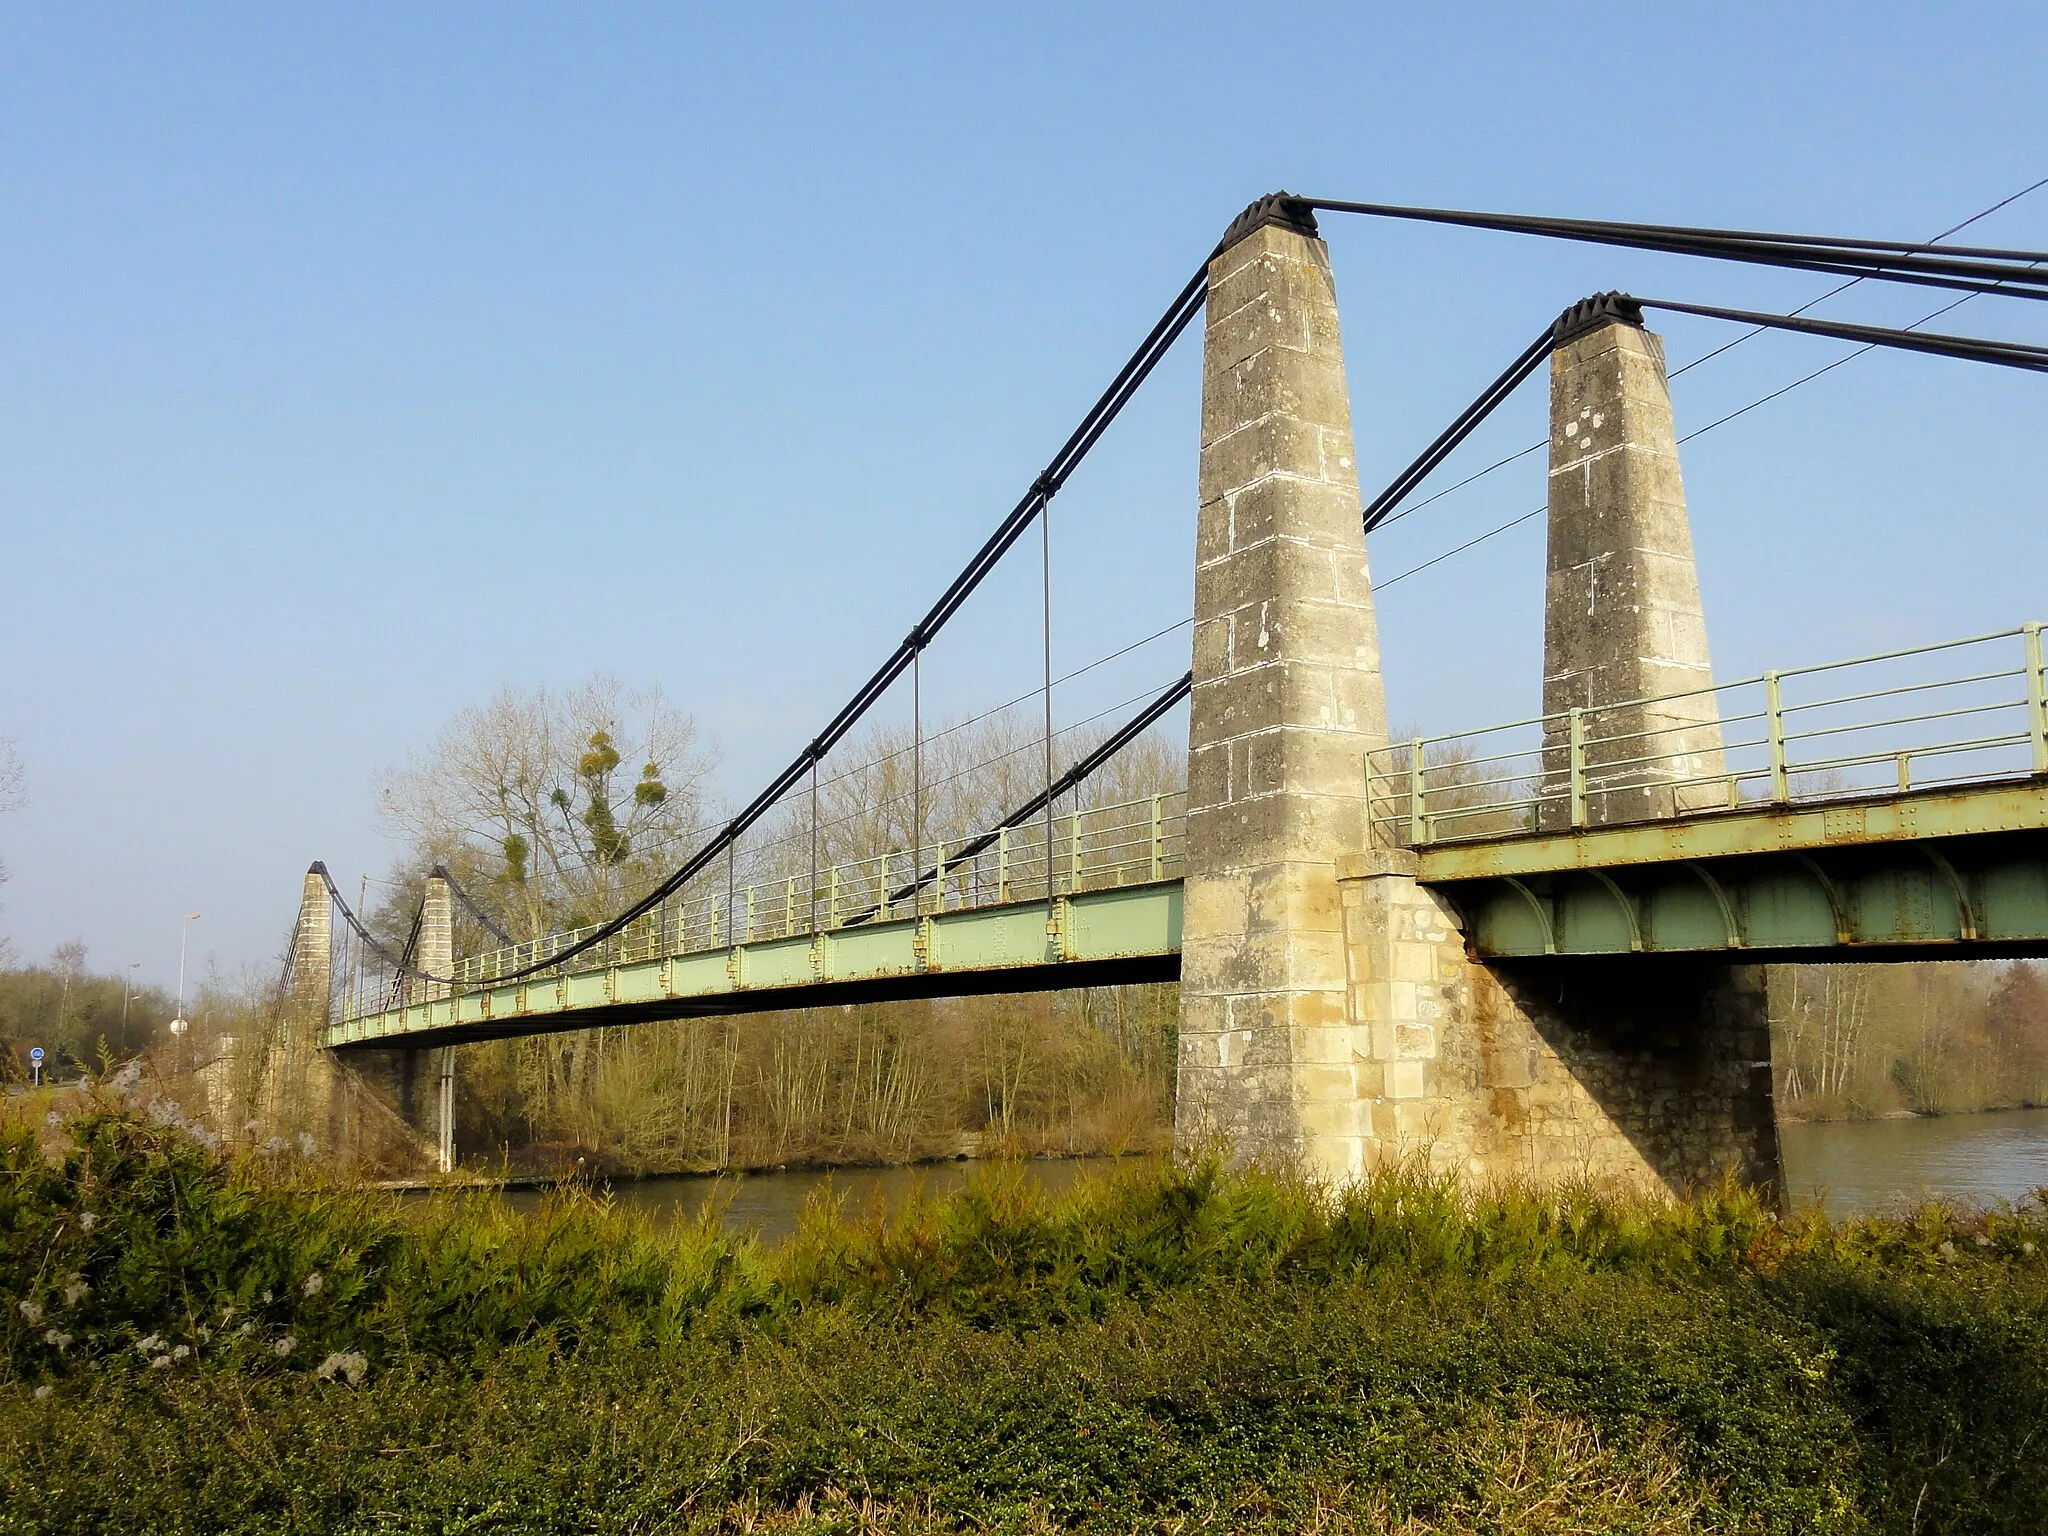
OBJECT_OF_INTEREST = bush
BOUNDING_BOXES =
[0,1106,2044,1533]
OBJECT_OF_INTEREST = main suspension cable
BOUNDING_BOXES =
[1363,177,2048,534]
[375,259,1211,985]
[839,668,1194,927]
[1632,295,2048,372]
[1303,197,2048,302]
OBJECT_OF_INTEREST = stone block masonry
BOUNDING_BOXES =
[1335,851,1777,1189]
[1543,314,1728,824]
[1175,202,1780,1196]
[1174,201,1389,1185]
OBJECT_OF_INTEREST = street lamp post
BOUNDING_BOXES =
[122,961,140,1032]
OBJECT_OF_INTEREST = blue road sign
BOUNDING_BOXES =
[28,1048,43,1063]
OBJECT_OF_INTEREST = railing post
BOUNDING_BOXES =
[744,886,756,943]
[1568,707,1588,829]
[785,877,797,937]
[998,827,1010,901]
[934,850,948,913]
[1149,794,1163,880]
[1407,736,1427,845]
[2027,621,2048,776]
[1765,670,1789,803]
[1069,810,1082,894]
[827,866,840,929]
[877,853,890,921]
[709,894,722,949]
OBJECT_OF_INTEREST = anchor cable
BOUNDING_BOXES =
[1304,197,2048,302]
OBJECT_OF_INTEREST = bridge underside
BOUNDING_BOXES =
[1419,781,2048,962]
[327,882,1183,1052]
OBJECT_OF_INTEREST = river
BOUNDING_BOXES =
[494,1108,2048,1241]
[1778,1104,2048,1217]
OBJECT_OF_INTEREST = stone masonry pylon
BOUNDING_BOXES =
[267,865,338,1140]
[1174,195,1389,1183]
[1542,301,1727,823]
[417,872,456,1173]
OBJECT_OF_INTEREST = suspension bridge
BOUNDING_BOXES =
[273,192,2048,1190]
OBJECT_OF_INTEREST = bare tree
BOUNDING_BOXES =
[377,677,718,938]
[748,702,1184,886]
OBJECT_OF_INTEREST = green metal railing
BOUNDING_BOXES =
[342,790,1186,1021]
[1367,622,2048,848]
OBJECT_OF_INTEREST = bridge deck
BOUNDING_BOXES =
[1411,779,2048,961]
[325,882,1183,1051]
[326,781,2048,1050]
[324,622,2048,1046]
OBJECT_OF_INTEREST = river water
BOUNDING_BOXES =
[1778,1105,2048,1217]
[496,1109,2048,1241]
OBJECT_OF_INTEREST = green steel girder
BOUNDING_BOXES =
[1428,786,2048,960]
[325,881,1183,1052]
[322,782,2048,1050]
[1413,780,2048,881]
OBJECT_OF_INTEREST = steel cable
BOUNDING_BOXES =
[372,260,1210,985]
[1304,197,2048,301]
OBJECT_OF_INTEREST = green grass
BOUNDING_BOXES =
[0,1106,2045,1532]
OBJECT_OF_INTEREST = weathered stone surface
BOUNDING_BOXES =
[1335,859,1779,1192]
[263,870,340,1141]
[1174,225,1780,1199]
[1175,219,1386,1183]
[1542,318,1728,825]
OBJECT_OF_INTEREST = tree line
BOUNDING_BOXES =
[1771,960,2048,1121]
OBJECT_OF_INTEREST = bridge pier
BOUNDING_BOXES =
[1175,200,1779,1196]
[1336,854,1776,1189]
[326,872,459,1172]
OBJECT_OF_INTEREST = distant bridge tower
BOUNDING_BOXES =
[267,865,340,1141]
[415,872,457,1173]
[1175,198,1778,1194]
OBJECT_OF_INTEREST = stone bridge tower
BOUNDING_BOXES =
[1175,195,1388,1178]
[1175,199,1778,1196]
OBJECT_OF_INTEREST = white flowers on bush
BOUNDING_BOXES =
[18,1300,42,1326]
[41,1330,70,1353]
[79,1212,98,1232]
[33,1385,51,1401]
[61,1276,90,1307]
[136,1333,164,1355]
[273,1336,295,1357]
[316,1351,368,1386]
[302,1271,325,1297]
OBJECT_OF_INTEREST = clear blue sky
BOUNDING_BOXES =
[3,3,2044,990]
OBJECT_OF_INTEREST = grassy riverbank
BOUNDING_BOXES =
[2,1109,2046,1533]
